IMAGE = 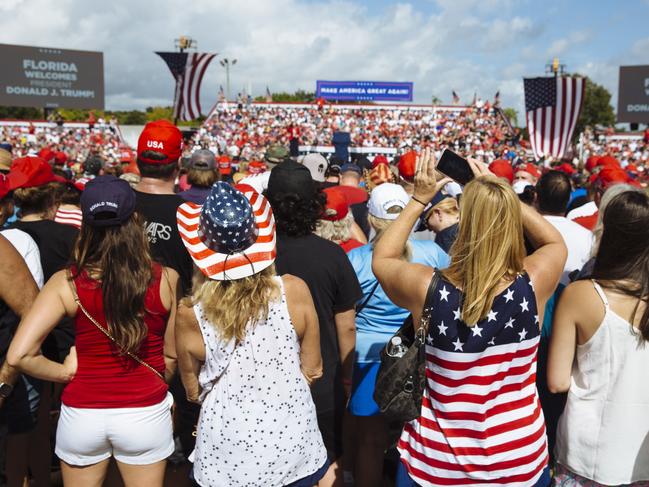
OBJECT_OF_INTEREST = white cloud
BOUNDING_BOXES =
[0,0,638,119]
[545,30,591,57]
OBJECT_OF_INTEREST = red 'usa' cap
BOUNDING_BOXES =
[137,120,183,164]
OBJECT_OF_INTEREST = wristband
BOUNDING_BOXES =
[412,196,428,207]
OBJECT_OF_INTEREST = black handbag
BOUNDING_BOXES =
[373,271,440,423]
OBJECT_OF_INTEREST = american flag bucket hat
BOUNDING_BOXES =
[177,181,276,280]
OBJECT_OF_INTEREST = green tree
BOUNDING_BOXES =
[573,75,615,137]
[431,95,441,105]
[145,106,174,122]
[502,107,518,127]
[269,90,315,103]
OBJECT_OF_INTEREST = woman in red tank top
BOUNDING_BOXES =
[8,176,179,487]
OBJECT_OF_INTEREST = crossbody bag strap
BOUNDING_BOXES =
[357,280,381,313]
[415,269,440,344]
[66,269,165,382]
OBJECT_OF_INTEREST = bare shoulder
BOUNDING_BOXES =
[281,274,311,301]
[161,266,179,285]
[176,303,199,330]
[562,279,597,301]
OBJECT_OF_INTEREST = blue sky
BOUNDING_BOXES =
[1,0,648,118]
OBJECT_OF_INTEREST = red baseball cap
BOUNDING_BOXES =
[0,174,10,200]
[137,120,183,164]
[247,161,267,175]
[54,151,67,166]
[322,186,349,221]
[7,156,66,189]
[556,162,576,175]
[517,162,541,180]
[372,154,389,168]
[489,159,514,183]
[598,155,620,169]
[218,155,232,176]
[595,166,629,189]
[398,151,417,180]
[585,156,600,172]
[37,147,56,164]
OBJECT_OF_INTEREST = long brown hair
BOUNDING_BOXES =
[443,176,526,325]
[190,265,280,341]
[591,191,649,341]
[72,213,153,354]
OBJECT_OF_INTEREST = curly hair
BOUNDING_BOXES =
[267,189,326,237]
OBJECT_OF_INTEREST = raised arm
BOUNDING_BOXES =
[521,203,567,306]
[372,148,451,317]
[7,270,77,383]
[175,303,205,403]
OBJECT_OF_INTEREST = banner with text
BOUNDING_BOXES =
[0,43,104,110]
[316,80,413,102]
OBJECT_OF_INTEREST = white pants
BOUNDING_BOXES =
[56,393,174,466]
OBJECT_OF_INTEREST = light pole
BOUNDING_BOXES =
[219,58,237,101]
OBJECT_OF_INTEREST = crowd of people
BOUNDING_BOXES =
[196,102,520,160]
[0,107,647,487]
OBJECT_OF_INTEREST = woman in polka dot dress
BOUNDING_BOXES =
[175,182,329,486]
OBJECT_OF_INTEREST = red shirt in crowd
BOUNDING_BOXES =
[61,264,169,409]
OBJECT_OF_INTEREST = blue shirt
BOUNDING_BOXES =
[347,239,450,363]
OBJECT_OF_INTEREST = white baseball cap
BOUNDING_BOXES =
[299,153,328,182]
[368,183,410,220]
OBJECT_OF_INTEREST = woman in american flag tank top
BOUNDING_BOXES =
[372,149,567,487]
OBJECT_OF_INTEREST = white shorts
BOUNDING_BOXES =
[56,392,174,466]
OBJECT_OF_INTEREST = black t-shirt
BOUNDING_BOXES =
[11,220,78,282]
[134,191,193,295]
[275,233,362,414]
[10,219,79,361]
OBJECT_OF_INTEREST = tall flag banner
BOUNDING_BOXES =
[156,52,217,121]
[494,90,501,108]
[218,85,225,102]
[452,90,460,105]
[524,76,585,160]
[471,92,477,106]
[265,86,273,103]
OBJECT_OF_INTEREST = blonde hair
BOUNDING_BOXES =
[190,265,280,341]
[314,211,354,242]
[187,168,220,188]
[368,213,412,261]
[426,197,460,220]
[443,176,525,325]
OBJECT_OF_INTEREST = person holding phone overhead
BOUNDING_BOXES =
[372,148,566,487]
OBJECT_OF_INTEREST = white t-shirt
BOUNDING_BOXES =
[1,228,44,289]
[544,215,593,286]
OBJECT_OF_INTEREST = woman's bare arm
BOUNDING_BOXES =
[175,303,205,403]
[7,271,77,383]
[283,274,323,384]
[160,267,180,382]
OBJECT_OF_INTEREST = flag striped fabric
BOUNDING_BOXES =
[398,273,548,487]
[524,76,585,160]
[55,207,82,229]
[156,52,217,121]
[176,186,276,281]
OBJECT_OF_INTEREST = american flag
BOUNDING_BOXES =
[452,90,460,105]
[524,76,585,160]
[265,86,273,103]
[156,52,217,121]
[398,274,548,486]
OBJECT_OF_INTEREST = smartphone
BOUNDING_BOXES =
[436,149,474,186]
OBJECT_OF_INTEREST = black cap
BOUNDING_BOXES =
[266,160,315,201]
[80,175,136,227]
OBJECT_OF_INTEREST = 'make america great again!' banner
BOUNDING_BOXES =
[316,80,413,102]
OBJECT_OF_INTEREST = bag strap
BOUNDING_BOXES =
[357,280,381,313]
[415,269,440,344]
[66,269,165,382]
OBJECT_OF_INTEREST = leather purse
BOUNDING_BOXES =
[373,271,439,423]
